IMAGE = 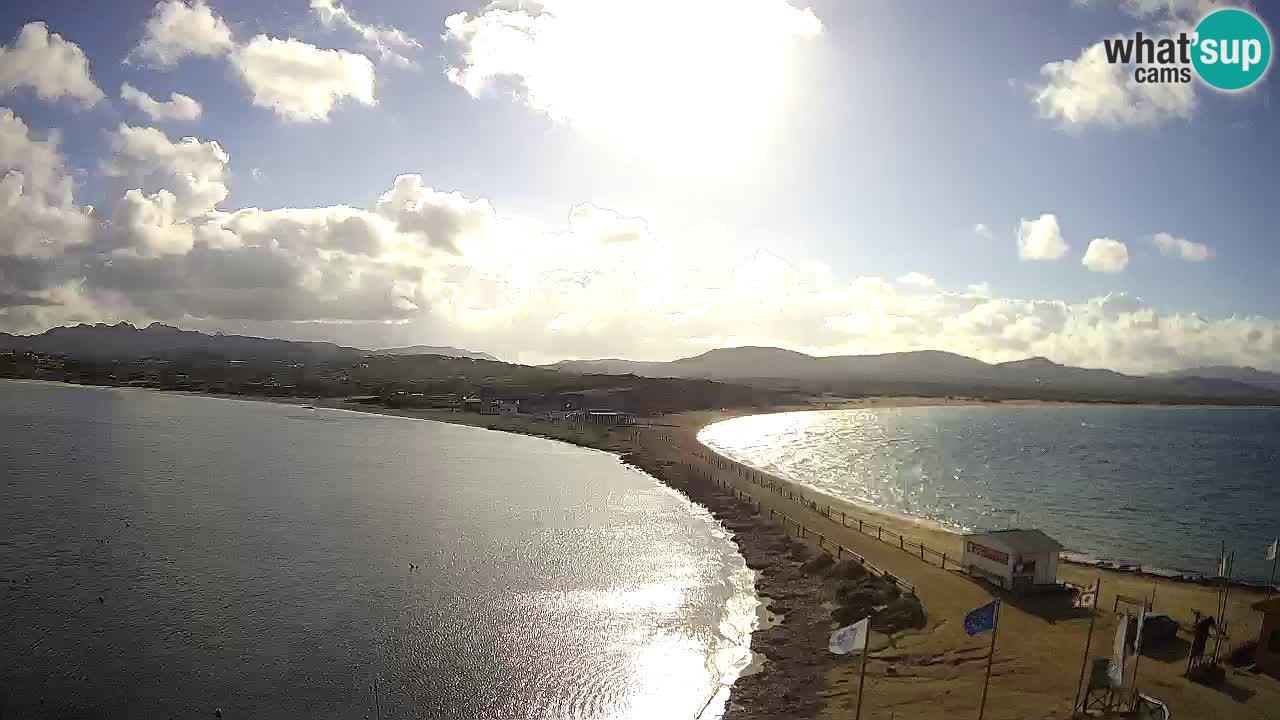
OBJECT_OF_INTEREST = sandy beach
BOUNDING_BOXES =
[226,394,1280,718]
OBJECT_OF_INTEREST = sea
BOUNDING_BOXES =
[0,380,757,719]
[699,405,1280,584]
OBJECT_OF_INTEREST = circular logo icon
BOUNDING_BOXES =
[1192,9,1271,91]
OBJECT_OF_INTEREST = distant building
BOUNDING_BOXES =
[497,399,520,415]
[567,409,637,426]
[1253,598,1280,679]
[962,529,1063,591]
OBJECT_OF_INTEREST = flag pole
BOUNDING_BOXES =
[977,602,1000,720]
[1129,601,1149,711]
[855,618,871,720]
[1215,553,1233,663]
[1268,540,1277,600]
[1071,578,1101,714]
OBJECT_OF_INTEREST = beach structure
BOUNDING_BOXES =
[566,409,637,426]
[962,529,1064,591]
[1252,597,1280,679]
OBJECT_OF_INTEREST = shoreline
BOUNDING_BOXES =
[9,380,1279,717]
[288,397,1276,718]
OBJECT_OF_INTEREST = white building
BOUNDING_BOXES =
[962,529,1064,591]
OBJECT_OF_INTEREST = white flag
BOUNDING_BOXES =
[1267,539,1277,563]
[1218,550,1234,577]
[829,617,869,655]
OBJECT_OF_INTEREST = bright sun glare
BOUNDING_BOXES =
[446,0,823,179]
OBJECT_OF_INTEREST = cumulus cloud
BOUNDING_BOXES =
[0,108,93,258]
[0,22,104,107]
[1017,213,1069,261]
[1153,231,1212,261]
[443,0,822,175]
[567,204,651,245]
[132,0,234,67]
[375,174,494,253]
[101,124,229,222]
[973,223,991,238]
[6,162,1280,371]
[1082,237,1130,273]
[232,36,376,122]
[309,0,420,67]
[1032,38,1195,127]
[120,83,203,122]
[897,272,937,289]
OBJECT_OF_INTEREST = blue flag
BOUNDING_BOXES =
[964,600,999,636]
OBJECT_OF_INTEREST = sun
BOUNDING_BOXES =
[445,0,823,180]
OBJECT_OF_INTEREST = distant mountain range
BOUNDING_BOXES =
[5,325,1279,404]
[376,345,498,361]
[0,323,496,365]
[1153,365,1280,391]
[547,346,1280,403]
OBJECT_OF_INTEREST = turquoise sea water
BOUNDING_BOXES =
[700,406,1280,584]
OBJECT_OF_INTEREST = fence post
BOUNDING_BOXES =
[841,511,847,526]
[837,545,843,559]
[859,519,863,533]
[941,553,947,570]
[920,544,925,561]
[900,536,904,551]
[878,527,882,541]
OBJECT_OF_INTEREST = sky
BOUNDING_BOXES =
[0,0,1277,372]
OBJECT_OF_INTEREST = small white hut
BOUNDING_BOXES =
[962,529,1064,591]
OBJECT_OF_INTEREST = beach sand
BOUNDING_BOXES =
[304,397,1280,719]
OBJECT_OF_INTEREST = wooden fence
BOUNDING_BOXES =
[683,461,918,596]
[690,447,962,580]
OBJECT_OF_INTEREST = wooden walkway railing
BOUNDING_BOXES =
[683,460,918,596]
[689,446,965,582]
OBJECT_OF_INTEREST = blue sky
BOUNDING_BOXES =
[0,0,1276,370]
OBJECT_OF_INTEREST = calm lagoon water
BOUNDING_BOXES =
[700,406,1280,583]
[1,380,756,719]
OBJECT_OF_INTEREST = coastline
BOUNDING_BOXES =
[314,398,1279,719]
[8,380,1279,718]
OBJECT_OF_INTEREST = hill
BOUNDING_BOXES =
[1154,366,1280,392]
[375,345,498,361]
[0,323,495,365]
[549,347,1280,405]
[0,322,362,365]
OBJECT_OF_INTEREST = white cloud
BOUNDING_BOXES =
[7,163,1280,372]
[375,174,494,254]
[102,124,229,221]
[973,223,991,238]
[120,83,203,122]
[1017,213,1069,261]
[1032,37,1195,127]
[309,0,420,67]
[0,108,92,258]
[132,0,234,67]
[232,36,376,122]
[0,22,104,107]
[1153,231,1212,261]
[1082,237,1130,273]
[442,0,823,176]
[896,272,937,289]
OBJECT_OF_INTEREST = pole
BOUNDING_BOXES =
[1071,578,1101,714]
[978,602,1000,720]
[373,676,382,720]
[1130,604,1148,711]
[855,620,871,720]
[1269,546,1277,600]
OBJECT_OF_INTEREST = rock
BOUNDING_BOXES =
[800,553,835,575]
